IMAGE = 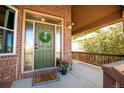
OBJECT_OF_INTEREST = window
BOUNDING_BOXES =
[0,6,17,54]
[55,26,62,60]
[55,26,62,67]
[24,21,33,71]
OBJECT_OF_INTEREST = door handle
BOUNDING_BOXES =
[35,44,38,49]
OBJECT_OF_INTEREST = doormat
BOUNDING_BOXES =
[32,72,59,86]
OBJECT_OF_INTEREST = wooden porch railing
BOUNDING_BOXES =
[72,51,124,66]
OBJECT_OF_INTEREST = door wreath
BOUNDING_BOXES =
[39,32,51,43]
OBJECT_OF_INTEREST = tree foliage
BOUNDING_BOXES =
[82,22,124,54]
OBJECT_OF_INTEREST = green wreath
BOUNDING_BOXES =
[39,32,51,43]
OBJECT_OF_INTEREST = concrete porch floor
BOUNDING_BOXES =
[11,60,103,88]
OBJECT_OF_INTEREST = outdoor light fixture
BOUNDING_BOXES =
[67,22,74,30]
[123,11,124,18]
[41,18,45,22]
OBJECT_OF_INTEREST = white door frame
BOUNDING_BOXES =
[22,9,64,73]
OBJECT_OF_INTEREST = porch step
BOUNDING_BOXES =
[34,67,60,75]
[22,67,60,79]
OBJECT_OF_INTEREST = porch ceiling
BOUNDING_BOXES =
[72,5,123,35]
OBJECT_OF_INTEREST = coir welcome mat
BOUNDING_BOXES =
[32,72,59,86]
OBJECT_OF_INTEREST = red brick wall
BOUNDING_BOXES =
[0,55,17,81]
[0,5,72,81]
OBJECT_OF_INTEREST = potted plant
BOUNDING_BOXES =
[60,60,69,75]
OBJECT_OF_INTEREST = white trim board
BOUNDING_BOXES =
[22,9,64,73]
[0,5,18,56]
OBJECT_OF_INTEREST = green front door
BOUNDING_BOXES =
[34,23,54,69]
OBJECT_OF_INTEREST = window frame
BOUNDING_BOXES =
[22,9,64,73]
[0,5,18,56]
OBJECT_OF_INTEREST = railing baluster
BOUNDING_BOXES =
[72,52,124,67]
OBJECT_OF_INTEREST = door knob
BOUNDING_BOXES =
[35,44,38,49]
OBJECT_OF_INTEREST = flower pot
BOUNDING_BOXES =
[61,67,67,75]
[60,63,68,75]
